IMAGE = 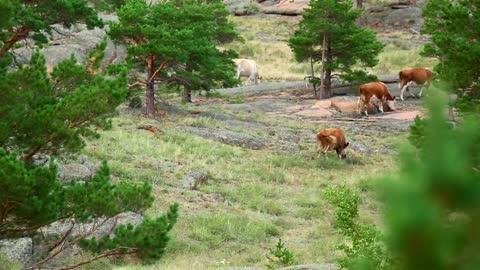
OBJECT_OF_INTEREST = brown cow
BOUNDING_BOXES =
[399,67,434,100]
[357,82,396,116]
[316,128,350,159]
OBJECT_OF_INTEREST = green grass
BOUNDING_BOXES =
[74,14,416,270]
[189,212,279,248]
[79,108,397,270]
[226,15,437,82]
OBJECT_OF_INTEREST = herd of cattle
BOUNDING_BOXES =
[234,59,434,158]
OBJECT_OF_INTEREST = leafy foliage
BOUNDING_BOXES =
[383,91,480,270]
[324,186,393,270]
[288,0,383,97]
[0,2,179,267]
[0,49,127,160]
[266,239,297,269]
[0,0,102,70]
[422,0,480,113]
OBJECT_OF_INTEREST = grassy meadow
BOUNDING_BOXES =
[77,14,429,270]
[78,103,403,270]
[224,16,437,81]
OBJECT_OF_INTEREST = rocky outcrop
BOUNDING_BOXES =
[178,126,269,150]
[181,171,209,190]
[57,155,98,182]
[13,13,126,71]
[0,238,33,266]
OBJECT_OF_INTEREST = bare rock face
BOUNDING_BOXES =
[40,212,144,239]
[178,126,269,150]
[13,14,126,72]
[0,238,33,266]
[57,155,99,182]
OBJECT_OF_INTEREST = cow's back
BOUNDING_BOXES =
[235,59,258,76]
[400,67,433,84]
[359,82,388,98]
[318,128,346,148]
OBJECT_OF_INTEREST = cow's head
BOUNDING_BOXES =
[335,142,349,159]
[387,96,396,111]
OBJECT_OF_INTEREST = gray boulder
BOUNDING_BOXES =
[57,155,98,182]
[181,171,209,190]
[41,212,144,239]
[57,163,93,182]
[0,238,33,266]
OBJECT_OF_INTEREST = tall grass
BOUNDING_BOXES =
[225,16,437,81]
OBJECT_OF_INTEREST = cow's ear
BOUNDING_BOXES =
[345,142,349,148]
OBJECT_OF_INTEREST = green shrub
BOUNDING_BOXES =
[266,239,297,269]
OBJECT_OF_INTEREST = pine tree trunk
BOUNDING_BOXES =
[145,61,156,117]
[324,38,333,98]
[356,0,363,8]
[325,69,332,99]
[183,85,192,103]
[310,57,317,98]
[319,32,327,99]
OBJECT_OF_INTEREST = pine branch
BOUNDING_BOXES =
[54,248,138,270]
[28,215,118,270]
[0,27,29,58]
[148,60,169,83]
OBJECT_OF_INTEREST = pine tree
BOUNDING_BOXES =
[422,0,480,113]
[288,0,383,98]
[0,1,178,268]
[109,0,239,113]
[0,0,102,68]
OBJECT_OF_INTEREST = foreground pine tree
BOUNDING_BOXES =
[288,0,383,98]
[1,1,178,269]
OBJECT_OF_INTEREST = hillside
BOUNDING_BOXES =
[1,2,437,270]
[80,10,432,270]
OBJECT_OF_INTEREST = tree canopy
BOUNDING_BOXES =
[288,0,383,98]
[0,0,102,68]
[422,0,480,113]
[109,0,239,113]
[0,1,179,268]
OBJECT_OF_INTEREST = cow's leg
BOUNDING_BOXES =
[316,141,322,153]
[400,83,407,101]
[357,97,365,116]
[418,81,430,97]
[407,82,416,98]
[247,74,255,85]
[378,101,384,113]
[323,145,330,156]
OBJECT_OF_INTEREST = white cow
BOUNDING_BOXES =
[234,59,260,85]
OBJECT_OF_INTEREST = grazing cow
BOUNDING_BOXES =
[357,82,396,116]
[316,128,350,159]
[234,59,261,85]
[398,67,434,100]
